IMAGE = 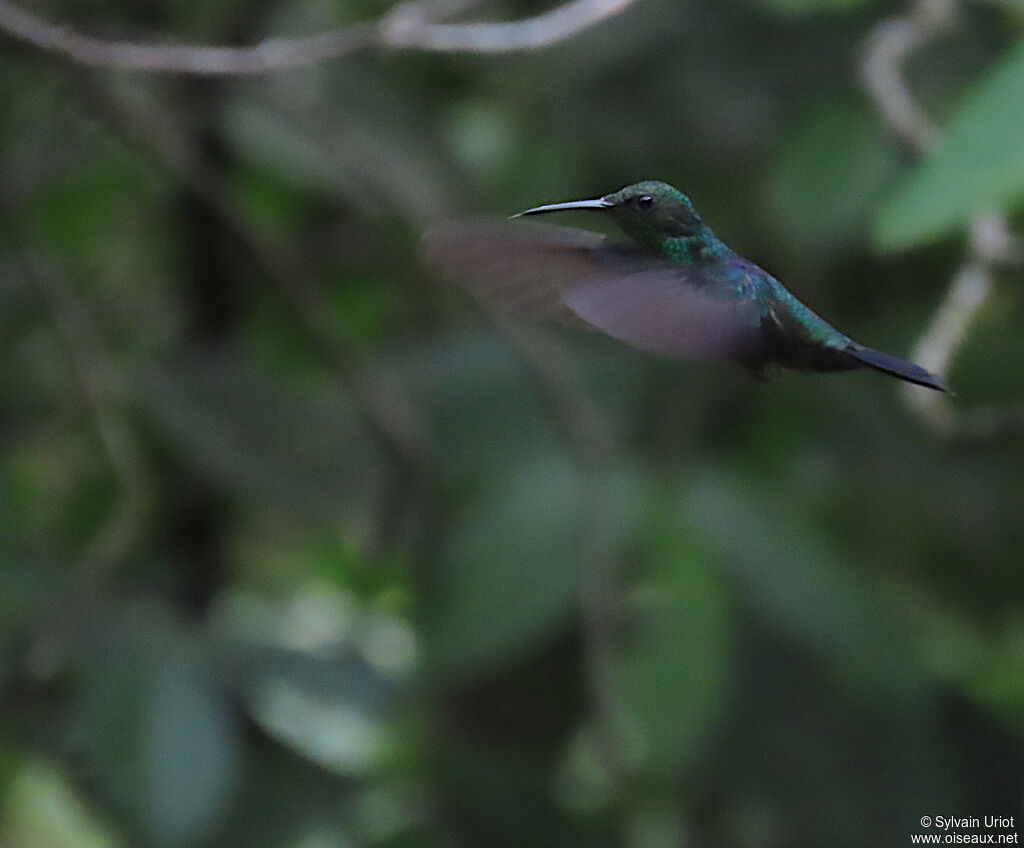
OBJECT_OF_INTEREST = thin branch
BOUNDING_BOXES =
[3,242,154,681]
[861,0,1023,438]
[0,228,152,579]
[859,0,955,154]
[860,0,954,154]
[383,0,637,52]
[0,0,376,73]
[0,0,641,75]
[34,264,152,575]
[902,214,1013,437]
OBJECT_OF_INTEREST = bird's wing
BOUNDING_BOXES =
[561,267,765,360]
[422,220,624,326]
[422,220,765,359]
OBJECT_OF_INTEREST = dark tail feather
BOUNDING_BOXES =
[848,345,947,391]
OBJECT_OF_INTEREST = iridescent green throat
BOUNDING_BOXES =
[659,228,734,264]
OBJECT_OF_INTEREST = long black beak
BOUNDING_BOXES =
[512,197,614,218]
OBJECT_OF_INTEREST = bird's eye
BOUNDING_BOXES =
[638,194,654,209]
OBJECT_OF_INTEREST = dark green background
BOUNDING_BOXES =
[1,0,1023,845]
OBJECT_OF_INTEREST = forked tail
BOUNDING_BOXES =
[848,345,947,391]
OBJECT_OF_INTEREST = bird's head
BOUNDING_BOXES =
[516,181,704,251]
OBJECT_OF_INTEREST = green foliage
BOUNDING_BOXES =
[139,356,382,518]
[684,471,925,704]
[141,656,237,845]
[752,0,869,14]
[0,1,1022,846]
[56,609,239,846]
[608,525,731,775]
[876,39,1024,249]
[768,100,901,258]
[424,451,586,675]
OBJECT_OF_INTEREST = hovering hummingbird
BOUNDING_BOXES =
[423,181,946,391]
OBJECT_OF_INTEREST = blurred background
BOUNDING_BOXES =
[1,0,1023,845]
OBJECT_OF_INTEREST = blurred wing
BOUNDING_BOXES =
[422,220,639,325]
[562,269,765,360]
[422,220,765,360]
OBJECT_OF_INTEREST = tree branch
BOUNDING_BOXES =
[859,0,953,154]
[0,0,641,74]
[383,0,637,52]
[861,0,1023,438]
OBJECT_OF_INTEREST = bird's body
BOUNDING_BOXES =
[423,180,946,391]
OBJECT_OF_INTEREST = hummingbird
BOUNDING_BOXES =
[423,181,946,391]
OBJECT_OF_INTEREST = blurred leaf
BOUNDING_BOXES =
[553,725,617,814]
[1,760,124,848]
[213,586,406,775]
[139,355,382,519]
[233,644,399,714]
[399,334,569,478]
[434,739,609,848]
[397,332,648,483]
[0,250,39,360]
[247,676,393,775]
[225,163,316,243]
[443,101,519,181]
[65,607,238,846]
[143,657,238,846]
[909,597,1024,731]
[223,100,349,204]
[6,425,115,548]
[768,100,901,256]
[875,41,1024,250]
[0,559,63,686]
[29,153,146,260]
[609,528,732,775]
[623,807,688,848]
[423,450,585,675]
[350,782,428,845]
[682,469,926,705]
[326,276,398,342]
